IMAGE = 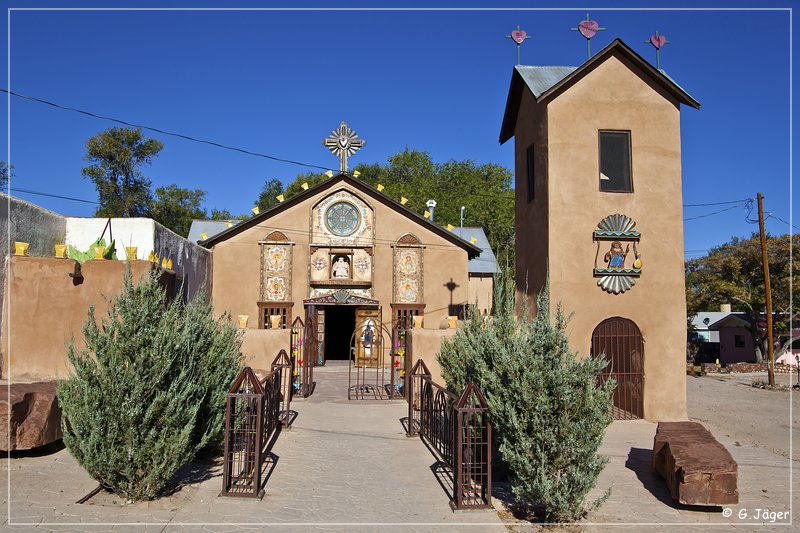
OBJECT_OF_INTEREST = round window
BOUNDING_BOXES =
[325,201,361,237]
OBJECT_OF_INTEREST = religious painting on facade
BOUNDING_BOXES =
[260,231,292,302]
[393,236,423,304]
[593,214,642,294]
[265,276,287,301]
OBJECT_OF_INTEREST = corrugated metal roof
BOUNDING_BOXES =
[515,65,577,98]
[453,227,499,274]
[187,219,241,244]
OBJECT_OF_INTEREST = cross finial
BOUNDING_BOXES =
[571,13,606,60]
[322,121,366,173]
[505,25,532,65]
[646,31,670,70]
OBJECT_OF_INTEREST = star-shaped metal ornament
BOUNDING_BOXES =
[322,122,366,173]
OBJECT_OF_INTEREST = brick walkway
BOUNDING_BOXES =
[3,362,504,531]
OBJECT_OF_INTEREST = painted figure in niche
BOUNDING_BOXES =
[399,250,417,274]
[266,247,286,272]
[332,257,350,278]
[604,241,629,269]
[267,277,286,300]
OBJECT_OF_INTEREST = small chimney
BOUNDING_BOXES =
[426,199,437,222]
[720,303,732,313]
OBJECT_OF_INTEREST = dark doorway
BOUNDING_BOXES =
[324,306,356,361]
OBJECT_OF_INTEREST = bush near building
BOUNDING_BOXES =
[58,270,242,501]
[438,272,614,521]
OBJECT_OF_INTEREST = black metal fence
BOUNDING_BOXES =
[221,365,283,498]
[407,359,492,510]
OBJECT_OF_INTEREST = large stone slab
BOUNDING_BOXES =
[652,421,738,505]
[0,381,63,450]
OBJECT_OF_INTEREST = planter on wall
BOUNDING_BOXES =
[125,246,137,260]
[14,242,29,256]
[237,315,249,329]
[92,245,106,259]
[54,244,67,258]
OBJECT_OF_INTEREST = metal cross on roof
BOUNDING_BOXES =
[505,25,532,65]
[646,31,670,70]
[571,13,606,61]
[322,121,366,173]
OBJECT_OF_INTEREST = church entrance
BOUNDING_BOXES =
[324,306,356,361]
[591,317,644,420]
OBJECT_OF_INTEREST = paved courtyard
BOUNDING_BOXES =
[2,367,797,531]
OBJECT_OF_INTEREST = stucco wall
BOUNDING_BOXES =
[210,179,471,330]
[515,51,688,421]
[468,275,493,315]
[1,257,165,381]
[240,328,291,371]
[407,327,457,385]
[66,218,211,303]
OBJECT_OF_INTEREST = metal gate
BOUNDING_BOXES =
[300,308,316,397]
[348,309,402,400]
[591,317,644,420]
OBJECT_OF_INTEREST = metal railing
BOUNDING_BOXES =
[407,359,492,510]
[271,349,293,426]
[221,365,283,498]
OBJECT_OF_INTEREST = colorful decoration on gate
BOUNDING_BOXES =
[593,214,642,294]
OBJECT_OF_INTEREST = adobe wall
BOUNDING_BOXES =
[240,328,291,371]
[1,257,165,381]
[468,275,493,315]
[210,179,470,329]
[543,51,687,421]
[407,327,457,385]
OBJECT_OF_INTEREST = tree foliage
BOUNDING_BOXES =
[0,160,12,188]
[437,271,614,521]
[685,233,799,359]
[58,270,242,501]
[277,149,515,264]
[82,128,164,217]
[150,184,207,237]
[256,178,285,212]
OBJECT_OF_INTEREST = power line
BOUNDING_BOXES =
[683,198,752,207]
[8,187,99,204]
[683,203,744,221]
[1,87,330,171]
[765,213,800,232]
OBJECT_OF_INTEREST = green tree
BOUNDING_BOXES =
[82,127,163,217]
[0,160,12,188]
[685,233,799,360]
[437,272,613,521]
[210,208,234,220]
[280,149,515,266]
[150,184,207,237]
[58,270,242,500]
[256,178,286,212]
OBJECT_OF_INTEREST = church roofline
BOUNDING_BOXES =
[499,38,700,145]
[199,173,482,258]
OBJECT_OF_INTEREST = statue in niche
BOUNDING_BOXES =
[332,256,350,278]
[604,241,629,269]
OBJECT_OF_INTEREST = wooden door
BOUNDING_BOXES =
[354,308,381,367]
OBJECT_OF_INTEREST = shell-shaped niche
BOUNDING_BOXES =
[597,275,636,294]
[598,214,637,233]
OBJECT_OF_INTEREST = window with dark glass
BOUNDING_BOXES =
[526,144,535,202]
[599,131,632,192]
[734,335,745,348]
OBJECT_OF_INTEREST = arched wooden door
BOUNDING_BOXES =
[591,317,644,420]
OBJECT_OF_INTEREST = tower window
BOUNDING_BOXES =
[599,131,632,193]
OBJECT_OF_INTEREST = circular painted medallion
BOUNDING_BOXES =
[325,201,361,237]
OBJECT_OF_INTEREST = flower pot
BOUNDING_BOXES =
[125,246,138,260]
[237,315,249,328]
[14,242,29,256]
[270,315,282,329]
[54,244,67,258]
[93,245,106,259]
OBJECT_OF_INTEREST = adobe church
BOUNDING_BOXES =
[200,123,482,365]
[500,39,699,421]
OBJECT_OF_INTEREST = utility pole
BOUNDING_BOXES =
[757,192,775,386]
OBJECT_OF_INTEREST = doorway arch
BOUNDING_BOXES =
[591,317,644,419]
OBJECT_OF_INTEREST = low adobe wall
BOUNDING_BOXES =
[240,328,291,372]
[1,257,172,381]
[407,327,457,386]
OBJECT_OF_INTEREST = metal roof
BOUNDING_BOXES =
[187,219,241,244]
[453,227,499,275]
[514,66,577,98]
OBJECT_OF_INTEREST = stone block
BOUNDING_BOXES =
[0,381,63,450]
[652,421,738,506]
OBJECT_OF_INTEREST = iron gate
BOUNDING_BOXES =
[591,316,644,420]
[348,316,402,400]
[300,309,316,397]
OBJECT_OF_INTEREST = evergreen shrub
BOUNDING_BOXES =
[437,272,615,521]
[58,269,242,501]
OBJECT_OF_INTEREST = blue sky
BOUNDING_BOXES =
[1,1,796,257]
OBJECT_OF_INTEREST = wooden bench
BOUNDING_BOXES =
[652,421,738,506]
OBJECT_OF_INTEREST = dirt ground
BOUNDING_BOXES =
[686,371,800,460]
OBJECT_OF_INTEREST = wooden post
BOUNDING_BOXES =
[757,192,775,386]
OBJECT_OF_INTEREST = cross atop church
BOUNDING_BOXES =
[322,121,366,173]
